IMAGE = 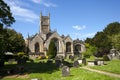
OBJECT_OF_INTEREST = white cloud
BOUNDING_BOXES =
[71,32,96,40]
[43,2,57,7]
[72,25,86,30]
[82,32,96,38]
[31,0,57,7]
[31,0,42,4]
[4,0,39,23]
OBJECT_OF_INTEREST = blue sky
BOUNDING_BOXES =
[4,0,120,40]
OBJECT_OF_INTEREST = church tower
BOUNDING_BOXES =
[40,12,50,34]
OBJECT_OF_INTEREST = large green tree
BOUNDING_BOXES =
[104,22,120,36]
[47,40,57,59]
[5,29,25,53]
[0,0,15,66]
[0,0,15,26]
[85,22,120,56]
[0,0,15,54]
[111,34,120,50]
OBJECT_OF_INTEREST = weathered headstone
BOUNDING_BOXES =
[73,61,79,68]
[107,54,112,60]
[55,59,61,67]
[77,60,82,64]
[95,59,104,66]
[62,66,70,77]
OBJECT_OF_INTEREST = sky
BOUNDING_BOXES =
[4,0,120,40]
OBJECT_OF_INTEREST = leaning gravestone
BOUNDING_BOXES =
[62,66,70,77]
[73,60,79,68]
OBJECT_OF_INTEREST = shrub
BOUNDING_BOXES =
[103,55,110,61]
[17,52,28,64]
[47,40,57,59]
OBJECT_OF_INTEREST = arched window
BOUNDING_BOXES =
[51,38,59,51]
[66,42,71,52]
[75,44,81,51]
[35,42,40,53]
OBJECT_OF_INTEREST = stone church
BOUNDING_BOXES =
[26,12,86,59]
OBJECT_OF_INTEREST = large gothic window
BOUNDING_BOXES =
[35,42,40,53]
[66,42,71,52]
[52,38,59,51]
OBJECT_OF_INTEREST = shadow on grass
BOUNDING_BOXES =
[0,61,59,79]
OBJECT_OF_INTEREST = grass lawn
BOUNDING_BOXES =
[90,59,120,74]
[1,60,120,80]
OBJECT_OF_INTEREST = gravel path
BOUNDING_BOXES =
[81,67,120,78]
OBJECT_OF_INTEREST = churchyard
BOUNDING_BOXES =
[0,58,120,80]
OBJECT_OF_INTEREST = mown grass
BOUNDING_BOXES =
[1,60,120,80]
[90,59,120,74]
[3,68,120,80]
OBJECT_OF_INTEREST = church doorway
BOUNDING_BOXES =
[35,42,40,53]
[66,42,71,53]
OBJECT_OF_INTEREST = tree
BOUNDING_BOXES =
[85,38,93,45]
[111,34,120,50]
[0,0,15,66]
[82,43,97,58]
[85,22,120,56]
[104,22,120,36]
[47,40,57,59]
[93,32,112,51]
[5,29,25,53]
[0,0,15,27]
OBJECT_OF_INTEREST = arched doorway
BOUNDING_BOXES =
[35,42,40,53]
[66,42,71,53]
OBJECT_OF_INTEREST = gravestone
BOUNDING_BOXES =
[82,58,86,65]
[107,54,112,60]
[62,66,70,77]
[95,59,104,66]
[73,61,79,68]
[55,59,61,67]
[77,60,82,64]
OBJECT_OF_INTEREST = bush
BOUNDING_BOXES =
[82,44,97,58]
[47,40,57,59]
[103,55,110,61]
[17,52,28,64]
